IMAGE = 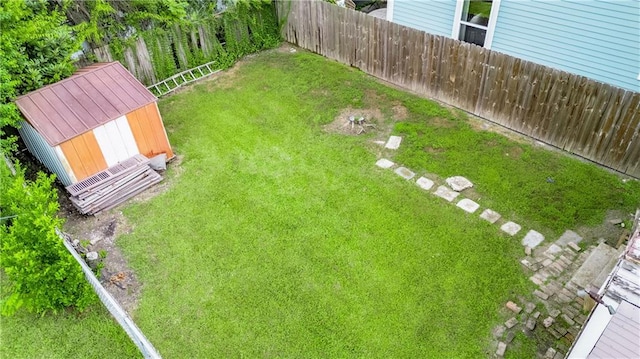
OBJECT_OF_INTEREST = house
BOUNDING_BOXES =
[15,62,174,187]
[567,213,640,358]
[386,0,640,92]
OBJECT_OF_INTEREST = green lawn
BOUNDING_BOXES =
[114,50,637,357]
[4,48,638,358]
[0,304,139,358]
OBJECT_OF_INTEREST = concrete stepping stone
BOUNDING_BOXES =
[394,167,415,180]
[385,136,402,150]
[555,230,583,247]
[415,177,434,190]
[480,209,501,223]
[500,221,522,236]
[496,342,507,357]
[522,230,545,248]
[445,176,473,191]
[456,198,479,213]
[375,158,394,169]
[570,242,622,289]
[433,185,460,202]
[544,244,562,257]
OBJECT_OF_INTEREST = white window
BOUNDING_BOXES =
[452,0,501,49]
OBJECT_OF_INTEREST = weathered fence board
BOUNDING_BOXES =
[279,0,640,178]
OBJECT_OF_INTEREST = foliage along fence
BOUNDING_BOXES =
[278,0,640,178]
[90,1,281,87]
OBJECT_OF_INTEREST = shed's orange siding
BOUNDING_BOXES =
[126,103,174,159]
[59,131,108,181]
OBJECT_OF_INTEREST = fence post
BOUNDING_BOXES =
[57,229,162,359]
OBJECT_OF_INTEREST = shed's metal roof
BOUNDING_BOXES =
[588,301,640,359]
[15,62,156,147]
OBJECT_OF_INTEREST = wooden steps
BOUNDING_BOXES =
[66,154,162,215]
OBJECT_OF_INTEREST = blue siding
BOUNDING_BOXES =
[391,0,456,37]
[491,0,640,92]
[18,121,74,186]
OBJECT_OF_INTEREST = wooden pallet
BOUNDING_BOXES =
[66,154,162,215]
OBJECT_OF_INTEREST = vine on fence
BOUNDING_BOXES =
[96,1,281,85]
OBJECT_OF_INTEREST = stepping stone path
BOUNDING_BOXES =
[522,230,545,248]
[445,176,473,191]
[373,136,608,358]
[385,136,402,150]
[500,221,522,236]
[433,185,460,202]
[415,177,434,190]
[456,198,479,213]
[375,158,394,169]
[394,167,415,180]
[480,209,501,223]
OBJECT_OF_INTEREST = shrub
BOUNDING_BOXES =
[0,163,95,316]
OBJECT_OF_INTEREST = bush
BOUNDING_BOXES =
[0,162,95,316]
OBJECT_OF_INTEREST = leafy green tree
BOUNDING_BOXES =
[0,0,83,151]
[0,163,95,316]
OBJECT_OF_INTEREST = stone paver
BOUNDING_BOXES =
[505,317,518,328]
[496,342,507,357]
[545,244,563,256]
[479,208,501,223]
[522,230,545,248]
[500,221,522,236]
[506,301,522,314]
[556,230,583,246]
[433,186,460,202]
[394,167,415,180]
[526,317,537,330]
[456,198,480,213]
[415,177,434,191]
[534,289,549,300]
[385,136,402,150]
[375,158,394,169]
[568,242,581,252]
[543,317,554,328]
[445,176,473,191]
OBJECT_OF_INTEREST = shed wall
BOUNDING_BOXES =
[59,130,107,181]
[126,103,174,159]
[93,115,140,166]
[17,121,75,186]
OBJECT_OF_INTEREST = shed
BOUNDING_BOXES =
[15,62,174,187]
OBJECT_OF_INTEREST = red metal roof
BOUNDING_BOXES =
[15,62,156,146]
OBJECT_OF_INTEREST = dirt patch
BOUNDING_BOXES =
[576,209,633,247]
[324,107,384,136]
[62,211,140,314]
[429,117,457,128]
[392,102,409,121]
[424,146,445,154]
[59,155,184,314]
[506,146,523,159]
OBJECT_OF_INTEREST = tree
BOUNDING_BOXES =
[0,0,83,152]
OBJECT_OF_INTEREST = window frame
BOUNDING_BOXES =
[452,0,502,49]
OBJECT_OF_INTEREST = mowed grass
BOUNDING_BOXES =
[114,49,639,358]
[117,50,536,358]
[0,302,139,358]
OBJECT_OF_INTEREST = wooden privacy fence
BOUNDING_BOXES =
[278,0,640,178]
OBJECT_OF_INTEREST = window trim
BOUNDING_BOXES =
[452,0,502,49]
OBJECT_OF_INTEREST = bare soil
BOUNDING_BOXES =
[324,107,384,136]
[60,155,184,314]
